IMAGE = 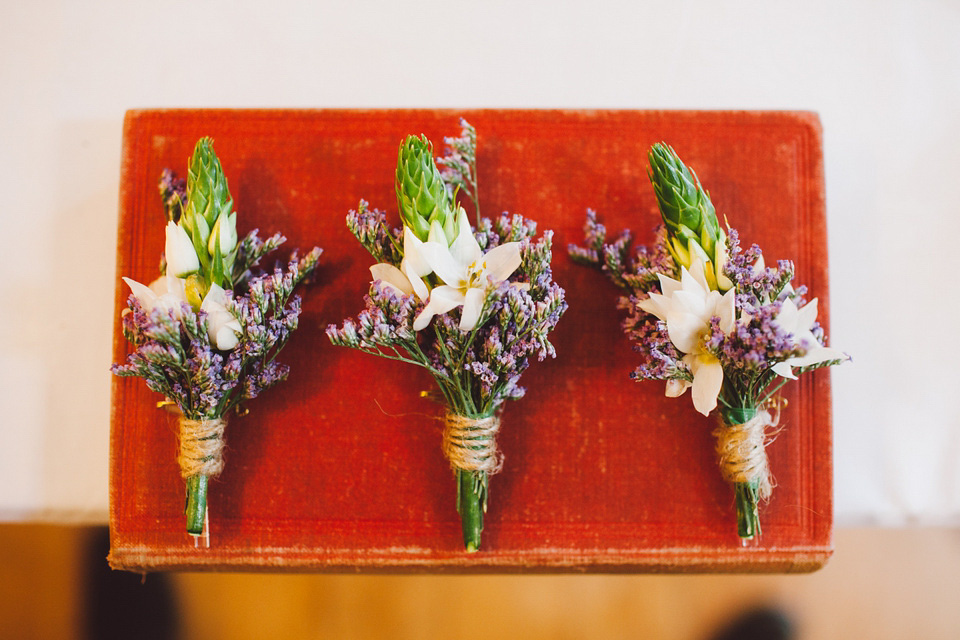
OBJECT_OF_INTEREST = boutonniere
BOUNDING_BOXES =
[328,121,567,551]
[571,143,848,541]
[113,138,321,544]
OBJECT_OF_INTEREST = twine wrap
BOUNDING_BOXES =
[442,413,503,475]
[712,409,776,500]
[178,416,226,479]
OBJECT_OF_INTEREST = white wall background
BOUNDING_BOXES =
[1,0,957,525]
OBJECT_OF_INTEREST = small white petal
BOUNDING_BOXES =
[666,310,707,354]
[638,293,669,321]
[421,241,467,288]
[717,289,737,334]
[685,258,711,293]
[672,289,708,319]
[156,276,188,313]
[459,287,486,330]
[690,355,723,416]
[215,326,240,350]
[665,378,690,398]
[202,283,228,307]
[165,221,200,278]
[455,206,471,235]
[221,212,238,254]
[427,219,447,244]
[775,298,800,333]
[481,242,522,283]
[714,239,733,291]
[370,263,414,296]
[126,275,189,317]
[772,361,798,380]
[789,346,847,369]
[401,259,430,301]
[716,270,734,292]
[656,272,683,298]
[149,275,175,297]
[123,277,158,311]
[201,284,240,350]
[449,219,482,267]
[402,227,433,277]
[795,298,820,332]
[413,286,465,331]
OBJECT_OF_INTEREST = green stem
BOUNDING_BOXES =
[457,468,486,552]
[733,479,761,541]
[721,406,762,543]
[185,474,208,535]
[435,337,475,415]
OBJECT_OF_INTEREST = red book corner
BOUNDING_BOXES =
[110,109,833,572]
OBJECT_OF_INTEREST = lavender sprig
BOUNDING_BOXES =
[114,248,321,418]
[159,169,187,223]
[438,118,479,218]
[346,200,402,265]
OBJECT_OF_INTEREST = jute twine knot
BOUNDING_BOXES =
[178,417,226,479]
[442,413,503,475]
[712,409,778,500]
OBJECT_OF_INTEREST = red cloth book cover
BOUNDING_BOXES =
[110,109,833,572]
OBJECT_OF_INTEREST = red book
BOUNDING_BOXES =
[110,109,833,572]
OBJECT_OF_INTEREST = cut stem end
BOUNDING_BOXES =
[185,474,208,536]
[734,480,761,542]
[457,469,486,552]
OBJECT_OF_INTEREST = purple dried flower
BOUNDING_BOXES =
[159,169,187,222]
[114,231,319,419]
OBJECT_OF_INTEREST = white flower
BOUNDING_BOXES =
[124,275,240,350]
[123,275,187,317]
[412,221,522,331]
[771,298,846,380]
[200,283,242,350]
[369,225,441,301]
[164,221,200,277]
[638,262,736,416]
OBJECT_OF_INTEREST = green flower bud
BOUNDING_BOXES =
[179,138,238,290]
[184,273,206,311]
[187,137,233,229]
[396,135,455,242]
[208,211,238,257]
[648,143,730,291]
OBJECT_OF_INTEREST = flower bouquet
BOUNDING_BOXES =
[327,121,567,551]
[113,138,322,542]
[570,143,847,542]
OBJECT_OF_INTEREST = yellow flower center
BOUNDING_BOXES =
[461,260,486,292]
